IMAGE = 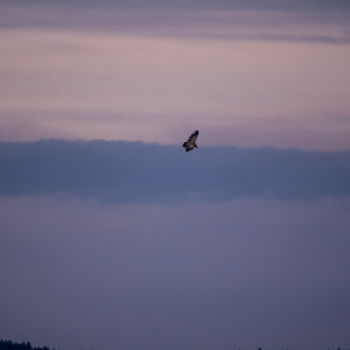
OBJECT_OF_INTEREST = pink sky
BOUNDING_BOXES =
[1,7,350,150]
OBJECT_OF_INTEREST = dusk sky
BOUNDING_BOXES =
[1,1,350,350]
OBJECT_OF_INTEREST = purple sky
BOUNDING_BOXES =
[1,2,350,350]
[1,196,350,350]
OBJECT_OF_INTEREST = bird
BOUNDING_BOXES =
[183,130,199,152]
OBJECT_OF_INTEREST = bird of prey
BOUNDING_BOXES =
[183,130,199,152]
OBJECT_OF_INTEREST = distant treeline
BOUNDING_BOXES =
[0,340,54,350]
[0,341,347,350]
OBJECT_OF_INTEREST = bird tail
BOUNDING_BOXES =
[183,142,187,148]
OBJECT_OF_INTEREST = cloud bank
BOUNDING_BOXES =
[1,140,349,202]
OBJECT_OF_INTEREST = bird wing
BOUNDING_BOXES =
[183,130,199,151]
[186,130,199,146]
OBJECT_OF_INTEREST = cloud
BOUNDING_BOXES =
[1,140,349,202]
[1,2,350,43]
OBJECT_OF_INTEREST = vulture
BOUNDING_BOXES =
[183,130,199,152]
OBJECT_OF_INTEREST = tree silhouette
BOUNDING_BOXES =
[0,340,55,350]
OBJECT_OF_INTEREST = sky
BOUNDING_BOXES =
[1,1,350,350]
[1,0,350,149]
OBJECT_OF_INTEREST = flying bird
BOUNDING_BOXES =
[183,130,199,152]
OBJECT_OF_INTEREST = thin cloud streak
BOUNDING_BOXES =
[2,111,350,150]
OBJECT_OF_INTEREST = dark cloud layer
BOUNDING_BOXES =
[4,0,350,11]
[1,140,349,202]
[1,0,350,43]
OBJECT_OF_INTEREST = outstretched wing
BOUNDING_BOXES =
[183,130,199,152]
[187,130,199,145]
